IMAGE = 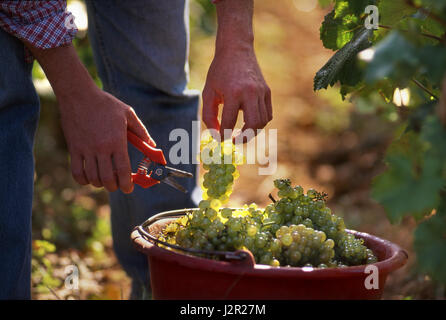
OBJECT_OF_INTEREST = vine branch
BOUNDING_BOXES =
[379,25,445,43]
[412,78,439,100]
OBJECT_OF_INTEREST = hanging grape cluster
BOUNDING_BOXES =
[199,134,242,203]
[159,137,377,268]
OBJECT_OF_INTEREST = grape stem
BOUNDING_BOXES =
[412,78,439,100]
[268,194,277,203]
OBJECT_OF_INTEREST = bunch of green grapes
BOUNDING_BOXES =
[274,224,335,268]
[271,179,378,266]
[200,135,243,203]
[162,202,264,255]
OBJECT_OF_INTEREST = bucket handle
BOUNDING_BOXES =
[135,225,250,262]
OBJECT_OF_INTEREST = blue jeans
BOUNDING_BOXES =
[0,28,40,300]
[0,0,198,299]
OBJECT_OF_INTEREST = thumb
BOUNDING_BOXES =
[126,108,156,147]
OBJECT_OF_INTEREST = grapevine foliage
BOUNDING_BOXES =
[315,0,446,283]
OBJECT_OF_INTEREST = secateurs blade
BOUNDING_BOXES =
[127,130,193,193]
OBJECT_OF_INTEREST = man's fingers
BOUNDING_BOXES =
[265,87,273,121]
[242,93,263,131]
[231,96,262,144]
[71,154,88,185]
[220,96,240,139]
[97,155,118,192]
[113,151,134,194]
[202,88,221,131]
[258,95,269,127]
[84,156,102,187]
[127,107,156,147]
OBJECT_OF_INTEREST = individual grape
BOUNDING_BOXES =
[247,224,258,237]
[210,199,221,210]
[198,200,210,210]
[271,259,280,267]
[325,239,335,249]
[270,238,282,253]
[303,218,313,228]
[221,208,233,219]
[307,188,317,199]
[289,250,302,264]
[281,234,293,246]
[260,253,273,265]
[205,208,218,220]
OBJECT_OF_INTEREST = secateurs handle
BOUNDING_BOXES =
[127,130,193,192]
[127,130,166,165]
[127,130,166,189]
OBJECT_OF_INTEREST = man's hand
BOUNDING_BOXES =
[202,0,272,140]
[59,87,153,193]
[27,44,155,193]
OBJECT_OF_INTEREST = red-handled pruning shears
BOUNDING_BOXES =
[127,130,193,193]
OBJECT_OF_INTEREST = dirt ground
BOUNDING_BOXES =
[32,0,443,300]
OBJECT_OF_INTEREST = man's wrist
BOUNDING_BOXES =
[215,0,254,52]
[26,43,98,106]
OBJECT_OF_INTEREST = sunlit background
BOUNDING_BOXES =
[30,0,439,299]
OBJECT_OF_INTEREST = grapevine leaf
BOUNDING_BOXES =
[414,208,446,283]
[415,14,445,38]
[314,28,373,91]
[320,1,377,51]
[320,10,355,51]
[371,128,445,223]
[420,115,446,159]
[417,46,446,84]
[365,31,420,86]
[337,0,378,16]
[378,0,417,26]
[406,101,437,132]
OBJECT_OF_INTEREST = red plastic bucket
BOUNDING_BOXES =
[131,209,408,300]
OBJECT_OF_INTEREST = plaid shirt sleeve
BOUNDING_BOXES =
[0,0,77,62]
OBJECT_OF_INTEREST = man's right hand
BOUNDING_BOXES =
[59,87,154,193]
[26,44,155,193]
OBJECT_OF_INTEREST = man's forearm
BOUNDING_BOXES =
[25,43,98,104]
[203,0,272,137]
[215,0,254,52]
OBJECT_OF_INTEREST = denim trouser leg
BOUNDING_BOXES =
[0,28,40,299]
[85,0,199,299]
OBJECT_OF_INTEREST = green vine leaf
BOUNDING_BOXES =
[378,0,417,26]
[365,31,420,86]
[314,27,373,91]
[414,207,446,283]
[320,0,378,51]
[371,124,445,223]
